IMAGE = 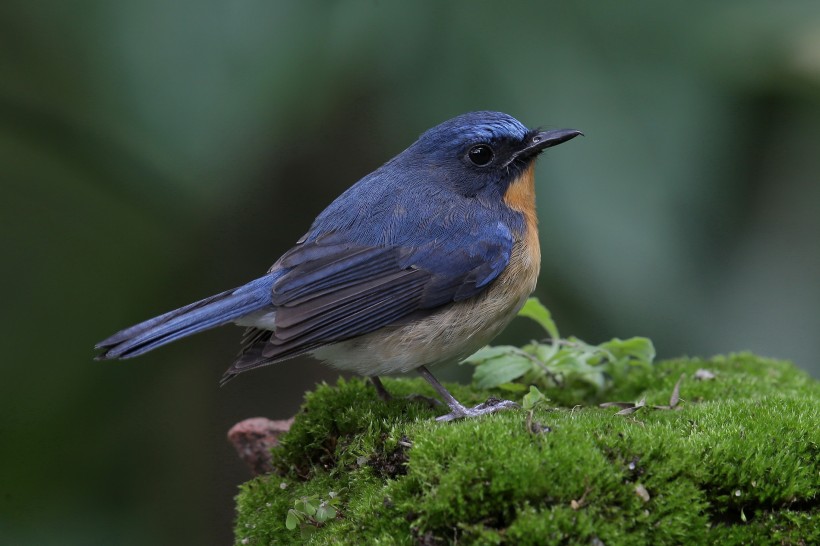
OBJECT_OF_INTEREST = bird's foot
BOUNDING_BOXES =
[436,397,519,422]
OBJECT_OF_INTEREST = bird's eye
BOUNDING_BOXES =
[468,144,494,166]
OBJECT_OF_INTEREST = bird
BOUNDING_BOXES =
[96,111,582,421]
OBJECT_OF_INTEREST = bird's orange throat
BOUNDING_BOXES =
[503,164,538,219]
[503,164,541,266]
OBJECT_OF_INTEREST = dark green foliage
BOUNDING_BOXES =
[234,354,819,545]
[464,298,658,407]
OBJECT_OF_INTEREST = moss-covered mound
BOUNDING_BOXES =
[234,354,819,545]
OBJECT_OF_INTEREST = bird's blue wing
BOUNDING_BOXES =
[226,221,514,375]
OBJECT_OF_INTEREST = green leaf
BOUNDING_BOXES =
[522,385,547,410]
[285,509,301,530]
[497,382,529,393]
[549,349,584,370]
[315,502,337,522]
[530,342,559,363]
[463,345,519,364]
[517,298,559,339]
[295,497,318,516]
[600,337,656,364]
[473,353,532,388]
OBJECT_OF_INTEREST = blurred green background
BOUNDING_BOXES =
[2,1,819,544]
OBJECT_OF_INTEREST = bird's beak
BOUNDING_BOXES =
[505,128,583,166]
[526,128,584,154]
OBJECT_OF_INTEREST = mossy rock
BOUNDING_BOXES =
[234,353,820,545]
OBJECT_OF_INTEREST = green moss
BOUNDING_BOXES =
[234,354,820,545]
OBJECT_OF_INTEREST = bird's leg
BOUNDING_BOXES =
[371,375,442,408]
[417,366,518,422]
[370,376,393,401]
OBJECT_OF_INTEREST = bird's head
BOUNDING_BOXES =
[404,111,582,202]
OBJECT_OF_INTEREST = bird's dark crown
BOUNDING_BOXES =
[401,111,549,200]
[418,111,530,147]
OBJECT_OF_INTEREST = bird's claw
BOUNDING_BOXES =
[436,398,519,422]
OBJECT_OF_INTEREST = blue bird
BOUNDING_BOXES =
[96,111,581,421]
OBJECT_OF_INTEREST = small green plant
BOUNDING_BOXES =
[285,491,341,539]
[521,385,551,434]
[464,298,655,399]
[521,385,547,411]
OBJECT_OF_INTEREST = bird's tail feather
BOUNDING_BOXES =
[95,275,277,360]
